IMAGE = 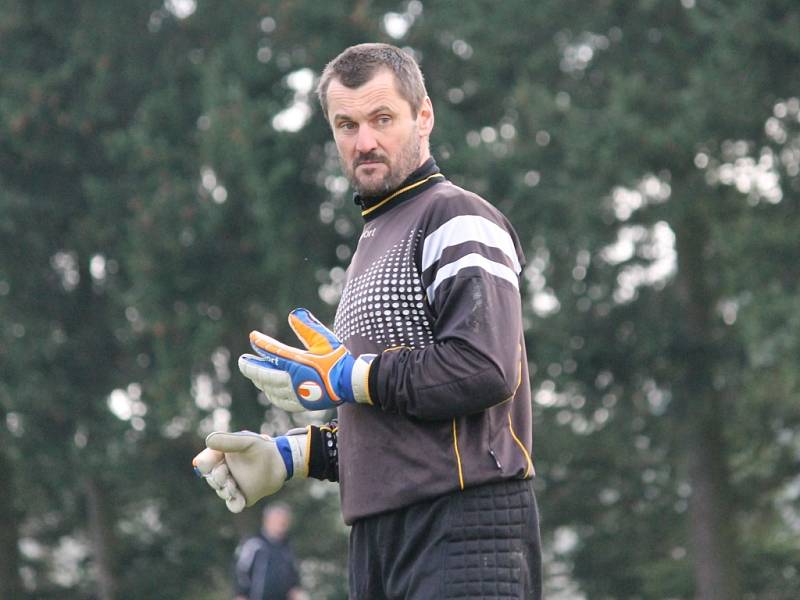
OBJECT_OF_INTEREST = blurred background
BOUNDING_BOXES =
[1,1,799,598]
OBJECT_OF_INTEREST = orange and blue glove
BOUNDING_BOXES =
[238,308,375,412]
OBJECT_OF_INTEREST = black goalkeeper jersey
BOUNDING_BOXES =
[331,158,534,524]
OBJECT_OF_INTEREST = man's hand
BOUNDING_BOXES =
[192,429,308,513]
[238,308,374,412]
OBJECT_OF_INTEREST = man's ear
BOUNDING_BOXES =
[417,96,434,137]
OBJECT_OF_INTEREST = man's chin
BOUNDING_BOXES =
[354,176,391,197]
[356,184,391,197]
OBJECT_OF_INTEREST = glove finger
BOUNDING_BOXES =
[288,308,340,353]
[236,356,269,393]
[206,431,262,454]
[212,475,240,502]
[208,470,246,512]
[210,462,231,488]
[238,353,290,378]
[215,483,231,500]
[226,492,246,513]
[205,476,223,493]
[223,478,240,498]
[248,330,307,362]
[238,357,307,413]
[286,426,310,436]
[239,356,293,388]
[192,448,224,477]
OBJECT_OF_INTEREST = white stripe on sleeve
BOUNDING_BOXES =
[421,215,521,274]
[426,253,520,304]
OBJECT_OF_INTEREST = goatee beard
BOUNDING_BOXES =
[346,135,421,197]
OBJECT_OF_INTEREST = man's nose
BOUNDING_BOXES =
[355,126,378,154]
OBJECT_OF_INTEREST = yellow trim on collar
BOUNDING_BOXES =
[360,173,445,218]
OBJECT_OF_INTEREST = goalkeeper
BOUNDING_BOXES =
[194,43,542,600]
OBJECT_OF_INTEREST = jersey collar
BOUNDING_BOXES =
[354,158,445,222]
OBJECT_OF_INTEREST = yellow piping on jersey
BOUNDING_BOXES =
[452,419,465,490]
[508,413,534,478]
[361,173,445,218]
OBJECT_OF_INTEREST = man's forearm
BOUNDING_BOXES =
[368,337,520,420]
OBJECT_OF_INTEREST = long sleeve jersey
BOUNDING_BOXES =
[308,158,533,524]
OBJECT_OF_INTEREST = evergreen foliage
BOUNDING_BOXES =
[1,1,798,598]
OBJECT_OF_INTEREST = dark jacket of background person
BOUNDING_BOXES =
[233,532,300,600]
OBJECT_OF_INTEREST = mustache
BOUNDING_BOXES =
[353,152,388,168]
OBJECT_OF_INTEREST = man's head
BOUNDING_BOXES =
[262,502,292,542]
[317,43,428,119]
[317,43,434,197]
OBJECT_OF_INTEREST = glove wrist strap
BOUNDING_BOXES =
[350,354,376,405]
[275,432,309,480]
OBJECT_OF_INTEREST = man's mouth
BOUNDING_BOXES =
[355,156,387,169]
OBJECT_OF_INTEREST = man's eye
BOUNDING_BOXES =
[377,116,392,126]
[338,122,356,131]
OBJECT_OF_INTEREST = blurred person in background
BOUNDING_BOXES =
[232,502,305,600]
[195,42,541,599]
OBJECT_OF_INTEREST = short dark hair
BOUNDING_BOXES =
[317,43,428,120]
[263,501,291,518]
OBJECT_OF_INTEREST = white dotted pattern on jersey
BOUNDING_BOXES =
[334,229,434,348]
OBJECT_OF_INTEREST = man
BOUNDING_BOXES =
[233,503,303,600]
[194,43,542,599]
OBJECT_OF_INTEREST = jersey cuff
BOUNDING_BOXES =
[307,424,339,482]
[367,353,383,409]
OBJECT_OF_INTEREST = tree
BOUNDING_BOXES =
[2,1,799,598]
[399,0,800,597]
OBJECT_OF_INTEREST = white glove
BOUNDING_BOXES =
[192,429,308,513]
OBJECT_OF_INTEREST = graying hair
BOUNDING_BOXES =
[317,43,427,119]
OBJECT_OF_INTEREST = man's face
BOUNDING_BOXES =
[263,507,291,541]
[326,69,432,197]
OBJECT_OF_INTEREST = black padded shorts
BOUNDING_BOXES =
[348,478,542,599]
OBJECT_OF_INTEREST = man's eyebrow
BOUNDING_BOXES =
[332,105,395,122]
[367,105,394,116]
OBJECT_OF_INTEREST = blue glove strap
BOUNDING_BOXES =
[330,352,356,403]
[275,436,294,480]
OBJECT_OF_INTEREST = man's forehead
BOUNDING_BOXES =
[327,70,408,118]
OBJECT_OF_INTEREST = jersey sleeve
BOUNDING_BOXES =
[368,194,526,420]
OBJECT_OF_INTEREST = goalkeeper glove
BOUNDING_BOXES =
[192,429,308,513]
[238,308,374,412]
